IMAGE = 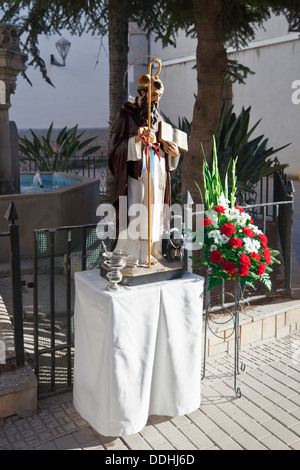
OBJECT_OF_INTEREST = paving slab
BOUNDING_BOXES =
[0,330,299,450]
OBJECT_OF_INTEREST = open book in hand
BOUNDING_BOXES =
[158,121,188,153]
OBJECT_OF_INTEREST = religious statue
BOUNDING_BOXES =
[108,59,184,268]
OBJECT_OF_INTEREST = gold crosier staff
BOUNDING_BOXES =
[138,59,162,269]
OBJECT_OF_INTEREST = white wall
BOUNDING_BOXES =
[9,32,109,131]
[229,14,300,179]
[150,32,198,123]
[150,13,300,179]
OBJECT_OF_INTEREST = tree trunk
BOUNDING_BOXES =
[181,0,228,204]
[105,0,129,201]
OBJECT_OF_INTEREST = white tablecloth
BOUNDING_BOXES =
[73,270,204,437]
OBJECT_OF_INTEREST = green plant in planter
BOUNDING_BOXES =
[163,105,289,204]
[214,104,290,202]
[19,122,101,172]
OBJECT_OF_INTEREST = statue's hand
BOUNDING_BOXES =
[163,141,179,158]
[137,127,156,144]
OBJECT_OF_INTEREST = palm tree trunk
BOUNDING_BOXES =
[108,0,128,125]
[105,0,129,201]
[181,0,228,204]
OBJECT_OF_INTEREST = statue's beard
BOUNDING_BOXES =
[139,95,159,127]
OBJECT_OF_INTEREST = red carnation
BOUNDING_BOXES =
[229,237,243,248]
[214,205,226,214]
[263,250,272,264]
[257,264,266,275]
[234,206,244,212]
[258,233,268,244]
[242,227,255,238]
[260,241,269,250]
[221,223,236,237]
[251,252,260,262]
[238,265,249,277]
[239,254,251,266]
[210,250,224,265]
[202,218,212,226]
[222,261,236,275]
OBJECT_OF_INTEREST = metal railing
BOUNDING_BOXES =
[0,202,25,368]
[19,153,107,177]
[33,223,113,398]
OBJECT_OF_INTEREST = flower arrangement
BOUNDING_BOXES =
[195,137,280,291]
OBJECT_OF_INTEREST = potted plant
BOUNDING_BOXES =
[19,122,101,172]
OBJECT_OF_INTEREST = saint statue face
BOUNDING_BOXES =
[149,87,163,104]
[138,78,164,127]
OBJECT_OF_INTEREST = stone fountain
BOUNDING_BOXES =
[0,23,27,195]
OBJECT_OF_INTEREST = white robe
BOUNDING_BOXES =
[114,137,179,266]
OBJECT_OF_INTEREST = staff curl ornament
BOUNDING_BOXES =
[123,55,166,100]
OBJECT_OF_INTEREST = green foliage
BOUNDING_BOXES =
[214,104,290,200]
[0,0,154,86]
[19,122,101,172]
[201,136,238,210]
[163,102,290,205]
[225,59,255,85]
[2,1,300,86]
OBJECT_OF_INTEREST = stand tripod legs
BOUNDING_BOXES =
[202,280,246,398]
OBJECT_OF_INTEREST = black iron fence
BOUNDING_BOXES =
[0,202,25,368]
[33,224,113,397]
[19,153,107,177]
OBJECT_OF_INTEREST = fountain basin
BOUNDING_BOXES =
[0,172,100,263]
[20,173,80,194]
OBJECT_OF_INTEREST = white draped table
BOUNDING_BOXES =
[73,270,204,437]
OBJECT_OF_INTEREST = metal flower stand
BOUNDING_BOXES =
[202,279,246,398]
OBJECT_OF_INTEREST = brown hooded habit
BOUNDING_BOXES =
[108,99,174,239]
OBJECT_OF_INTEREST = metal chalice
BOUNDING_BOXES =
[103,250,128,292]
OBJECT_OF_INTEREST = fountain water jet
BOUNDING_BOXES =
[32,172,44,188]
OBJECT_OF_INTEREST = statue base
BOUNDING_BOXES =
[100,259,185,287]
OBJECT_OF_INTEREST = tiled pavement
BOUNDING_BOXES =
[0,330,299,451]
